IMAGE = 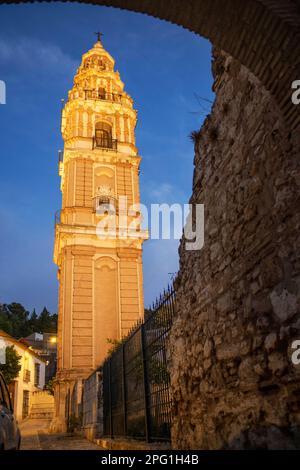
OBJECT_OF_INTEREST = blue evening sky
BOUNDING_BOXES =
[0,3,213,315]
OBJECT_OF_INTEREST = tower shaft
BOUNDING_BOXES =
[52,39,146,430]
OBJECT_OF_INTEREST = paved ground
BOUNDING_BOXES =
[19,419,100,450]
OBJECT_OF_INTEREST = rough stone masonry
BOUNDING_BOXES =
[169,49,300,449]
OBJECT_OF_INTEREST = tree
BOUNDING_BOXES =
[45,378,55,396]
[1,303,31,338]
[50,313,58,333]
[38,307,57,333]
[0,345,21,384]
[0,302,58,338]
[0,304,13,336]
[28,308,38,332]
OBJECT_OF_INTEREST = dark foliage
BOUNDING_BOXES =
[0,303,57,339]
[0,345,21,384]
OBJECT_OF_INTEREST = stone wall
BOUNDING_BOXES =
[82,369,103,441]
[30,391,55,420]
[169,49,300,449]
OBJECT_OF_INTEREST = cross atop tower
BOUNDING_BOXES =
[95,32,104,44]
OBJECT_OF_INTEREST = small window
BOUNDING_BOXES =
[34,363,40,387]
[22,390,30,419]
[94,195,117,214]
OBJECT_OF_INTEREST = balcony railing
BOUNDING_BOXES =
[23,369,31,383]
[54,210,61,226]
[84,90,123,104]
[93,137,118,151]
[93,195,118,214]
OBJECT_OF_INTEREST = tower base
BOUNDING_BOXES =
[49,368,92,433]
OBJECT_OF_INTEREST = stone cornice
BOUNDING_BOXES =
[62,148,141,166]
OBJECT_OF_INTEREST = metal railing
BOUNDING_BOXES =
[93,195,118,214]
[23,369,31,383]
[93,137,118,150]
[54,210,61,226]
[103,285,175,442]
[84,90,124,104]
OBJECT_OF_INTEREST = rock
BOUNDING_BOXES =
[203,339,213,358]
[203,358,212,371]
[270,287,298,322]
[238,357,258,383]
[247,426,297,450]
[216,292,231,313]
[252,296,273,314]
[216,343,241,361]
[253,362,265,376]
[268,352,288,377]
[251,282,260,295]
[210,242,222,261]
[264,333,278,352]
[253,335,264,350]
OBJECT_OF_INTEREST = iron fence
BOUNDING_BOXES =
[103,285,175,442]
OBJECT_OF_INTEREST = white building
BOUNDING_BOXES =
[0,330,46,421]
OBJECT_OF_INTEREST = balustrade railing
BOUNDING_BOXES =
[93,137,118,150]
[84,90,124,104]
[54,210,61,226]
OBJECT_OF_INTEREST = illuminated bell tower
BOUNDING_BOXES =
[52,36,147,430]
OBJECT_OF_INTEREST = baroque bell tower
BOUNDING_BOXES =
[52,36,147,430]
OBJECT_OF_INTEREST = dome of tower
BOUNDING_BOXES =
[80,38,115,72]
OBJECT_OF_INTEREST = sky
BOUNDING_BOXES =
[0,3,214,314]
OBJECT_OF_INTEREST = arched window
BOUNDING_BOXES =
[98,87,106,100]
[95,121,112,149]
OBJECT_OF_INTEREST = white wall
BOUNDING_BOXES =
[0,336,46,421]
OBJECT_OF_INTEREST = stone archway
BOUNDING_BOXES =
[11,0,300,131]
[7,0,300,449]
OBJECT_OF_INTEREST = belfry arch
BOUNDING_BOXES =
[11,0,300,132]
